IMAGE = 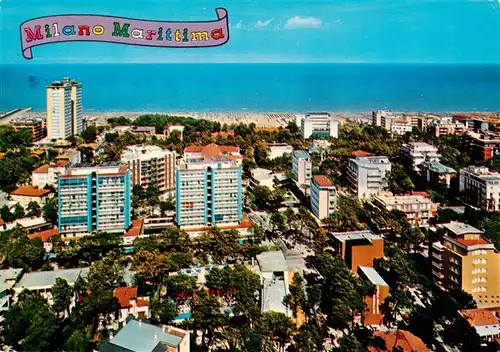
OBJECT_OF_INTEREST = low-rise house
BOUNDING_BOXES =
[100,319,190,352]
[369,330,429,351]
[32,160,70,188]
[10,185,52,207]
[267,143,294,160]
[112,287,149,329]
[426,161,456,188]
[28,227,59,252]
[459,308,500,344]
[0,268,23,314]
[250,168,286,191]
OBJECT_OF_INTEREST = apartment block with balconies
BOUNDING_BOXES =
[346,156,391,199]
[372,193,438,227]
[58,162,132,238]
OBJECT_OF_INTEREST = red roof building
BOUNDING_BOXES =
[370,330,429,352]
[352,150,373,157]
[312,175,333,187]
[11,185,51,198]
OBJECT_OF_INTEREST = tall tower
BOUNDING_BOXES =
[46,78,82,139]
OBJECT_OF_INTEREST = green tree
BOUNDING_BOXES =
[52,277,73,317]
[80,126,98,143]
[26,201,42,217]
[190,290,229,349]
[42,197,58,225]
[13,203,25,219]
[0,205,14,222]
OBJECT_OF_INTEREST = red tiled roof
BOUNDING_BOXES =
[352,150,373,157]
[124,218,144,237]
[370,330,429,352]
[312,175,333,187]
[184,144,240,157]
[29,228,59,242]
[30,149,45,156]
[459,308,500,327]
[33,164,50,174]
[113,286,139,308]
[11,185,51,197]
[456,238,490,246]
[137,298,149,307]
[55,160,70,167]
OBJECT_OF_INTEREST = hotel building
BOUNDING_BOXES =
[175,144,242,229]
[57,162,132,237]
[297,113,339,139]
[310,175,337,220]
[121,144,177,192]
[47,78,82,140]
[426,162,456,188]
[32,160,71,188]
[292,150,312,186]
[431,222,500,308]
[462,130,500,161]
[401,142,441,172]
[346,156,392,199]
[459,166,500,212]
[372,193,438,227]
[12,117,46,141]
[429,117,466,137]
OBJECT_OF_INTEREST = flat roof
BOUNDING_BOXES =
[256,251,287,272]
[358,266,388,287]
[292,150,310,159]
[428,162,456,174]
[107,319,182,352]
[332,230,381,243]
[14,267,89,289]
[261,278,289,316]
[442,222,483,236]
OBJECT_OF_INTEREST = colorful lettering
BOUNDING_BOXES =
[24,25,43,42]
[93,25,105,35]
[211,28,224,40]
[52,23,60,37]
[112,22,130,37]
[182,28,189,42]
[166,28,172,41]
[146,30,156,40]
[175,29,181,42]
[78,25,90,36]
[191,31,209,41]
[44,24,52,39]
[157,27,163,41]
[131,28,144,39]
[62,25,76,36]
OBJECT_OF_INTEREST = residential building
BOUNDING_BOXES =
[28,228,59,252]
[10,185,52,207]
[308,139,331,155]
[459,166,500,212]
[346,156,391,199]
[372,110,393,130]
[121,145,177,192]
[372,194,438,227]
[298,112,339,139]
[292,150,312,186]
[128,126,157,136]
[310,175,337,220]
[401,142,441,172]
[99,319,190,352]
[373,110,438,136]
[55,149,82,165]
[426,161,456,188]
[429,117,466,137]
[0,269,23,313]
[12,117,46,141]
[267,143,294,159]
[331,230,384,273]
[58,162,132,237]
[369,330,429,352]
[431,222,500,308]
[357,266,389,325]
[390,120,413,135]
[167,125,185,140]
[459,308,500,344]
[47,78,82,139]
[112,287,149,329]
[249,168,286,191]
[32,160,71,188]
[176,144,242,229]
[463,130,500,161]
[3,216,52,234]
[13,267,89,305]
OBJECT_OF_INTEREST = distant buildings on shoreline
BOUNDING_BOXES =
[47,77,83,140]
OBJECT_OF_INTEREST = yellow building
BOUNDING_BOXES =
[46,78,82,140]
[432,222,500,308]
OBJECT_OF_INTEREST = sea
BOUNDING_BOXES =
[1,63,499,112]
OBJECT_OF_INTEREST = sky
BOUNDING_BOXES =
[1,0,500,64]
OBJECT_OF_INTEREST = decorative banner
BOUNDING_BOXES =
[20,8,229,59]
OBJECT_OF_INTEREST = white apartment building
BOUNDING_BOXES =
[402,142,441,172]
[372,110,393,130]
[297,113,339,139]
[372,193,438,227]
[47,78,82,139]
[32,161,70,188]
[121,144,177,192]
[390,121,413,135]
[459,166,500,212]
[176,144,242,229]
[346,156,392,199]
[292,150,312,186]
[267,143,294,160]
[429,117,467,137]
[310,175,337,220]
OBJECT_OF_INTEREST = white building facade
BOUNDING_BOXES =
[298,113,339,139]
[310,175,337,220]
[292,150,312,186]
[346,156,392,199]
[402,142,441,172]
[459,166,500,212]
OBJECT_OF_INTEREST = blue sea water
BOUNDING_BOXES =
[1,63,499,112]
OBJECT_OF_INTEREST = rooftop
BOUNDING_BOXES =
[28,227,59,242]
[312,175,333,187]
[113,286,149,308]
[103,319,183,352]
[184,143,240,157]
[459,308,500,327]
[10,185,51,197]
[121,144,174,161]
[352,150,373,157]
[370,330,429,352]
[442,222,483,236]
[292,150,310,159]
[124,219,144,237]
[358,266,388,287]
[0,268,23,293]
[256,251,287,272]
[261,278,289,316]
[428,162,456,174]
[14,267,89,289]
[332,230,381,243]
[374,194,436,205]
